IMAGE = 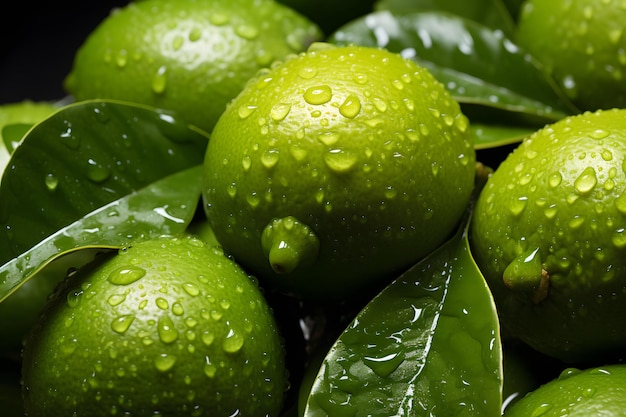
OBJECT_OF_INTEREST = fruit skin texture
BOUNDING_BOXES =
[516,0,626,111]
[503,364,626,416]
[21,236,287,417]
[470,108,626,363]
[202,44,475,300]
[64,0,323,133]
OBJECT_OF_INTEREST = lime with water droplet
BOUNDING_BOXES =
[203,43,475,300]
[64,0,323,133]
[471,108,626,363]
[504,364,626,416]
[21,235,286,416]
[516,0,626,110]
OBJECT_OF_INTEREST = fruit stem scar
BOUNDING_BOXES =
[261,216,320,274]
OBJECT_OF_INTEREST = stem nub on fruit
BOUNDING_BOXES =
[502,247,549,303]
[261,216,320,274]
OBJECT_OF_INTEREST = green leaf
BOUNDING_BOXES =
[471,122,536,150]
[0,99,209,265]
[375,0,517,37]
[0,165,204,303]
[302,216,503,416]
[329,11,578,123]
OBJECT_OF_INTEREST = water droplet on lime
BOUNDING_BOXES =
[304,85,332,105]
[107,266,146,285]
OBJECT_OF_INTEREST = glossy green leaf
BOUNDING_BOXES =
[471,122,536,150]
[374,0,516,37]
[0,165,204,303]
[329,11,578,123]
[302,217,503,417]
[0,99,209,265]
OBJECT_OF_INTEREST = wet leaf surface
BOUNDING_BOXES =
[0,99,209,301]
[329,10,578,133]
[0,99,208,262]
[302,216,503,417]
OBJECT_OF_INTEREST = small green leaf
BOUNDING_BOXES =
[0,165,203,303]
[471,122,536,150]
[302,217,503,416]
[329,11,578,123]
[0,99,209,265]
[375,0,517,37]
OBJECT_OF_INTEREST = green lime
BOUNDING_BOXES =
[504,364,626,416]
[202,43,475,300]
[64,0,323,133]
[470,108,626,363]
[21,235,287,416]
[516,0,626,111]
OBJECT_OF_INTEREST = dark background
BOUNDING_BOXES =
[1,2,131,104]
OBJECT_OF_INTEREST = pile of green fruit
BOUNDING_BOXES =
[3,0,626,416]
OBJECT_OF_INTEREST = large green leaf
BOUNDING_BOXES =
[329,11,578,123]
[0,99,209,264]
[375,0,516,37]
[0,166,203,303]
[302,217,503,416]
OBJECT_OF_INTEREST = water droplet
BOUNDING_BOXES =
[363,348,405,377]
[403,98,415,112]
[384,186,397,199]
[188,27,202,42]
[509,196,528,216]
[227,182,237,197]
[156,297,169,310]
[568,215,585,229]
[304,85,332,105]
[544,204,558,219]
[339,94,361,119]
[246,192,261,208]
[107,266,146,285]
[86,158,110,183]
[172,34,184,50]
[201,331,215,346]
[261,149,280,169]
[615,191,626,214]
[45,173,59,191]
[270,103,292,121]
[209,11,230,25]
[107,293,127,307]
[601,149,613,161]
[222,328,245,353]
[324,149,357,173]
[590,129,610,139]
[289,145,307,161]
[318,131,340,146]
[172,302,184,316]
[530,403,553,417]
[235,24,259,40]
[238,105,257,119]
[574,167,597,194]
[182,282,200,296]
[154,353,176,372]
[242,155,252,171]
[152,65,167,95]
[547,171,562,188]
[392,79,404,90]
[204,357,217,378]
[454,115,469,133]
[158,314,179,344]
[115,51,128,68]
[298,66,318,79]
[612,228,626,248]
[111,314,135,334]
